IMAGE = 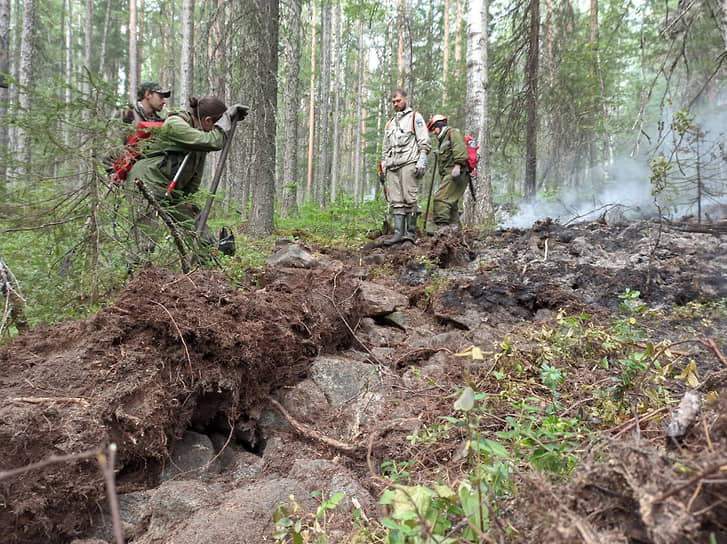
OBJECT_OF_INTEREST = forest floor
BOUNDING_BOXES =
[1,217,726,543]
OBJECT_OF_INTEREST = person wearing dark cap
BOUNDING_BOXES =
[121,81,171,125]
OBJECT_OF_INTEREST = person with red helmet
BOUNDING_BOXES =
[427,114,469,232]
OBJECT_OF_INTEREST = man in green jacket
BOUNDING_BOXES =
[126,96,247,266]
[427,114,469,232]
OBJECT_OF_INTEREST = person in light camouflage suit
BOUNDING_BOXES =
[381,89,431,245]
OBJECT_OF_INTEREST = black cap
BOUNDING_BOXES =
[139,81,171,97]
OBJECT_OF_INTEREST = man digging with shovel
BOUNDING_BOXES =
[125,96,247,270]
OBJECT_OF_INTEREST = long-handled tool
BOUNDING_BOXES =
[194,118,239,238]
[422,153,439,235]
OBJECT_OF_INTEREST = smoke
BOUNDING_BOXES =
[500,104,727,229]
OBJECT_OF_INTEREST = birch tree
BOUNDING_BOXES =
[179,0,194,108]
[16,0,35,177]
[329,1,343,202]
[305,1,316,199]
[462,0,493,224]
[280,0,301,216]
[128,0,138,103]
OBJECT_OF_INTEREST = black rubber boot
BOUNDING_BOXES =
[384,214,405,246]
[403,212,417,242]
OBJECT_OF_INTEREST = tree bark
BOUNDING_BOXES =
[179,0,194,108]
[128,0,138,103]
[353,21,364,199]
[443,0,450,103]
[97,0,112,80]
[247,0,279,236]
[280,0,301,216]
[524,0,540,202]
[462,0,493,224]
[329,1,343,202]
[82,0,93,101]
[315,2,331,204]
[16,0,35,178]
[0,0,9,183]
[305,1,316,199]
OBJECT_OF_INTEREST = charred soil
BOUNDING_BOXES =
[1,219,726,543]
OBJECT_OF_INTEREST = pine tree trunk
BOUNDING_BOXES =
[315,2,331,205]
[305,1,316,200]
[524,0,539,201]
[280,0,301,216]
[329,1,343,203]
[16,0,35,178]
[247,0,278,236]
[462,0,492,225]
[179,0,194,108]
[0,0,9,183]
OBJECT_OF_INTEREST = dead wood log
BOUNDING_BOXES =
[666,390,701,441]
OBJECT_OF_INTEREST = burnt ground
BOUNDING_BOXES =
[1,218,726,543]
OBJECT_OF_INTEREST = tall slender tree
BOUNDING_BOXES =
[305,1,317,199]
[524,0,540,201]
[280,0,302,216]
[0,0,10,182]
[248,0,279,235]
[128,0,138,103]
[179,0,194,108]
[16,0,35,177]
[463,0,493,223]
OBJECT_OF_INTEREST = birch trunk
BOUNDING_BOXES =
[462,0,492,224]
[64,0,72,146]
[83,0,92,101]
[454,0,463,65]
[128,0,138,103]
[179,0,194,108]
[443,0,450,103]
[16,0,35,178]
[353,21,364,198]
[305,1,316,199]
[248,0,279,236]
[524,0,539,201]
[97,0,112,80]
[280,0,301,216]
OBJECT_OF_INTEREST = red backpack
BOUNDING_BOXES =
[112,121,164,181]
[465,135,479,177]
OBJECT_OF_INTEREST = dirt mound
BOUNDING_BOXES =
[0,265,359,543]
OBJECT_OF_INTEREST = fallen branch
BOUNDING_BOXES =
[134,178,190,273]
[7,396,90,407]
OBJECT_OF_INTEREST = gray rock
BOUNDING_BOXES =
[145,480,216,541]
[281,378,330,422]
[309,356,376,406]
[266,244,318,268]
[429,330,466,350]
[230,450,264,483]
[160,431,221,482]
[358,281,409,316]
[379,310,407,330]
[288,458,377,515]
[141,479,314,544]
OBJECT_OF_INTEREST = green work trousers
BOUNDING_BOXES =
[433,172,469,225]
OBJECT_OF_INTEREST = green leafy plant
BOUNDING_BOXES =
[272,491,347,544]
